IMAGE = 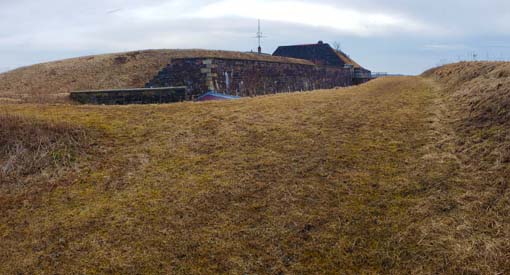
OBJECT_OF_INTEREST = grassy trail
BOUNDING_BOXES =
[0,77,470,274]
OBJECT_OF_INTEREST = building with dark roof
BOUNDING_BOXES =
[72,43,372,105]
[273,41,371,84]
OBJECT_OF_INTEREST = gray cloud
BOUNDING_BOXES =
[1,0,510,74]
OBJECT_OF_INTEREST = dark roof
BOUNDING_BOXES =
[273,42,344,67]
[273,42,367,70]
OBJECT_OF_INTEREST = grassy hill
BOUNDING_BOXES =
[423,62,510,273]
[0,49,311,104]
[0,62,509,274]
[423,62,510,179]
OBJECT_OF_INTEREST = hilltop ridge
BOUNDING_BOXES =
[0,49,311,103]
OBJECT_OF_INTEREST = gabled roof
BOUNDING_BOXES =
[273,41,367,71]
[273,42,344,67]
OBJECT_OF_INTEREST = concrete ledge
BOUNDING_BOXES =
[70,87,188,105]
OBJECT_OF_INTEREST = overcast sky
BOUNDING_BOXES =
[1,0,510,74]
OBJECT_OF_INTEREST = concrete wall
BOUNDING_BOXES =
[70,87,188,105]
[146,58,353,98]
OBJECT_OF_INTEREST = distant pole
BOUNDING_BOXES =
[257,20,262,54]
[255,19,266,54]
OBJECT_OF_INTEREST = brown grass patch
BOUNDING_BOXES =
[0,113,90,185]
[421,62,510,274]
[0,77,446,274]
[424,62,510,168]
[1,71,509,273]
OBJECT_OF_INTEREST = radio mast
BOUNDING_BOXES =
[255,19,266,54]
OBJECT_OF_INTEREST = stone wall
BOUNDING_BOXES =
[70,87,188,105]
[353,68,373,85]
[146,58,353,98]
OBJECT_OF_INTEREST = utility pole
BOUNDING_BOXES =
[255,19,266,54]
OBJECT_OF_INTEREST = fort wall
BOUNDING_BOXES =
[70,87,188,105]
[145,58,354,98]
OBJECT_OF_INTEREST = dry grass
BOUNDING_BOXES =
[335,50,362,69]
[0,67,509,273]
[0,77,443,274]
[0,113,91,186]
[0,49,312,104]
[420,62,510,274]
[424,61,510,172]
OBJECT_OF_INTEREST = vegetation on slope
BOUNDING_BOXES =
[422,62,510,273]
[0,77,456,274]
[0,49,312,104]
[424,62,510,175]
[0,113,91,185]
[1,62,510,273]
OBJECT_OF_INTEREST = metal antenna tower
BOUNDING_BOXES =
[255,19,266,54]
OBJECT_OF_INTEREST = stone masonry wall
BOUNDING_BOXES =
[146,59,208,95]
[146,58,354,98]
[70,87,188,105]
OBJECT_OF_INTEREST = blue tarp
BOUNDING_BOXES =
[196,91,241,101]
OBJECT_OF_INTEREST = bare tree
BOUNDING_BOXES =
[333,41,342,51]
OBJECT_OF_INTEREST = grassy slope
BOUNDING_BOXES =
[423,62,510,273]
[1,64,509,273]
[0,49,311,104]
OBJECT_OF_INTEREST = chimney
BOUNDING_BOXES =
[258,46,262,54]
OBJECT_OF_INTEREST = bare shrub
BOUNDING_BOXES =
[0,113,89,184]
